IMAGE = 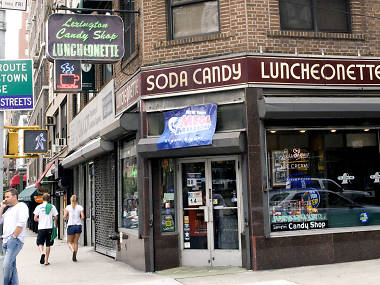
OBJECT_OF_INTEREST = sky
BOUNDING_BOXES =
[5,10,22,59]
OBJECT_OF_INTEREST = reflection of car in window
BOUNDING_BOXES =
[284,178,372,205]
[269,189,380,228]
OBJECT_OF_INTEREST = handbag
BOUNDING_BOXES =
[50,216,57,242]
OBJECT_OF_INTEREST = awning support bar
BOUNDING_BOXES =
[55,5,141,15]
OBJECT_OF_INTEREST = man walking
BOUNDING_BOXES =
[0,188,29,285]
[33,193,58,265]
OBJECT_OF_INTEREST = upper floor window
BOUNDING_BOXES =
[169,0,220,40]
[121,0,136,60]
[101,64,113,86]
[279,0,351,33]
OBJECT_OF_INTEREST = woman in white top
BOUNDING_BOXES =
[63,195,85,262]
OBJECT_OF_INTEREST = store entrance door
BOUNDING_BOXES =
[179,156,242,267]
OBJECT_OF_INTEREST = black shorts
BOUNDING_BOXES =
[36,229,54,247]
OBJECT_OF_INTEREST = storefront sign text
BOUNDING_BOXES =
[271,220,328,232]
[115,73,140,115]
[141,58,246,96]
[47,14,124,62]
[248,56,380,86]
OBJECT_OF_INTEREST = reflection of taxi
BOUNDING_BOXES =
[270,189,380,228]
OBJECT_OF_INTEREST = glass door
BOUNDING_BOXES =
[179,156,242,267]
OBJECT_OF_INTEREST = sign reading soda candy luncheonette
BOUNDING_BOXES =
[0,60,33,110]
[46,14,124,62]
[157,104,217,150]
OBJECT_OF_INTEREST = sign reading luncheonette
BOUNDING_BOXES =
[115,73,140,115]
[140,56,380,97]
[46,14,124,62]
[248,56,380,86]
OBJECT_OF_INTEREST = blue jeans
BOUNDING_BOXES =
[3,237,23,285]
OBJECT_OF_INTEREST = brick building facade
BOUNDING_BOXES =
[56,0,380,272]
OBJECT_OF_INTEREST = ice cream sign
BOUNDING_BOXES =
[157,104,217,150]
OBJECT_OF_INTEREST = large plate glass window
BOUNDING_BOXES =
[267,129,380,233]
[279,0,351,33]
[120,139,138,230]
[169,0,220,40]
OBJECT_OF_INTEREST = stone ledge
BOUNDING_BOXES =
[267,30,365,41]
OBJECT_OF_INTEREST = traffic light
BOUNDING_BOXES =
[7,132,19,155]
[23,129,49,154]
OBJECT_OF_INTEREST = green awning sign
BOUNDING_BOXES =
[0,60,33,110]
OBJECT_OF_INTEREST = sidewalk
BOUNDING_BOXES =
[15,229,380,285]
[17,230,181,285]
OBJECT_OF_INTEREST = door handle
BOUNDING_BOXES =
[200,206,209,222]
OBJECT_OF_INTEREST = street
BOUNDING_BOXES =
[11,229,380,285]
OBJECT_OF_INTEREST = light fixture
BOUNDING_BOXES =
[364,129,370,132]
[299,130,306,133]
[330,129,337,133]
[270,130,276,134]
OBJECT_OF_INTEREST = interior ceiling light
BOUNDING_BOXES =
[364,129,370,132]
[299,130,306,133]
[330,129,337,133]
[270,130,276,133]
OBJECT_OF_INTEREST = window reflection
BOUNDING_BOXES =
[267,129,380,232]
[120,140,138,229]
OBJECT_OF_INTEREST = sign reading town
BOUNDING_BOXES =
[0,60,33,110]
[47,14,124,62]
[0,0,27,11]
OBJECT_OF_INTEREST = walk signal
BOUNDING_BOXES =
[23,129,48,154]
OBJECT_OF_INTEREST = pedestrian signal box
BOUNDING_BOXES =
[7,132,19,155]
[23,129,48,154]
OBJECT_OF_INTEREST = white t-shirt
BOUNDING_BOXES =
[65,204,84,226]
[0,202,29,244]
[33,202,58,230]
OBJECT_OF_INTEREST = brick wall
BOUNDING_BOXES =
[94,152,116,250]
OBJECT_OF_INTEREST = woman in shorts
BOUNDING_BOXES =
[64,195,85,262]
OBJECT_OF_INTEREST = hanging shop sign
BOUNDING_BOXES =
[0,0,27,11]
[115,73,140,115]
[0,59,33,110]
[157,103,217,150]
[54,60,82,92]
[47,13,124,62]
[81,63,96,91]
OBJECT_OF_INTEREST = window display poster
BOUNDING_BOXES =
[161,214,175,232]
[157,103,217,150]
[188,191,203,206]
[187,173,202,190]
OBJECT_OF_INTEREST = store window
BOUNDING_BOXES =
[120,0,136,60]
[267,129,380,233]
[169,0,219,40]
[120,139,138,230]
[279,0,351,33]
[160,159,176,232]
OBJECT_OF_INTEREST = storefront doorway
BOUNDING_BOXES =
[178,156,242,266]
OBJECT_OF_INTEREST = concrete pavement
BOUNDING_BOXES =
[12,229,380,284]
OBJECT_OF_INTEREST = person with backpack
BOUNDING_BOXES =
[33,193,58,265]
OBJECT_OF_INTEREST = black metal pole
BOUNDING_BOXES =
[55,5,140,15]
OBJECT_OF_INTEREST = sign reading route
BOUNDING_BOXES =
[0,60,33,110]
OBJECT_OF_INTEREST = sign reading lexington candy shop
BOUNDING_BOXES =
[157,104,217,150]
[46,14,124,62]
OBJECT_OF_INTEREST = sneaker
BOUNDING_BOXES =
[72,251,77,262]
[40,254,45,264]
